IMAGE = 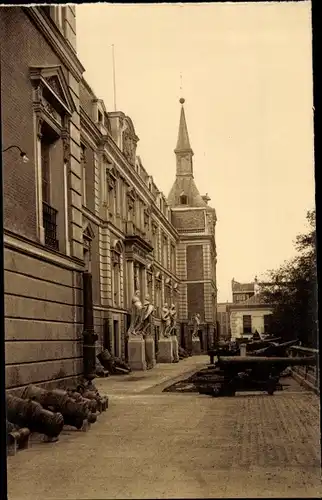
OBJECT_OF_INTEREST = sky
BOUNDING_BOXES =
[76,1,315,302]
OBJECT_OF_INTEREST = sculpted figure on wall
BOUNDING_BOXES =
[169,304,177,336]
[123,128,136,166]
[192,313,201,339]
[161,303,171,338]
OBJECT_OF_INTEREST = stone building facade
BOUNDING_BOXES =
[1,6,85,394]
[79,78,180,361]
[217,303,232,340]
[1,6,217,393]
[229,278,272,340]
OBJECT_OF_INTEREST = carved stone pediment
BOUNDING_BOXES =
[122,117,139,166]
[30,65,76,119]
[83,221,95,241]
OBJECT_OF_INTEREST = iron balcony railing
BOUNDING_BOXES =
[43,202,59,250]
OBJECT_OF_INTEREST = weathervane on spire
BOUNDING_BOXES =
[179,73,185,105]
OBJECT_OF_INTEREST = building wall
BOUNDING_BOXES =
[1,6,85,392]
[4,246,83,394]
[217,303,232,340]
[230,308,273,340]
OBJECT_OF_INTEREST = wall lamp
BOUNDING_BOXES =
[2,145,29,163]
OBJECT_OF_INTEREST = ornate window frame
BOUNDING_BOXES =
[30,65,76,245]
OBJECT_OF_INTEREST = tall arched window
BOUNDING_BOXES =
[180,194,188,205]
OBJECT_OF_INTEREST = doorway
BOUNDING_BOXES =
[198,329,204,351]
[113,320,119,358]
[103,319,111,351]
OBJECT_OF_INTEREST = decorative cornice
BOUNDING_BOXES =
[80,108,109,146]
[30,65,76,116]
[4,230,84,271]
[23,7,85,81]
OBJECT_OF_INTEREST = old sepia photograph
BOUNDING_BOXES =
[0,1,319,499]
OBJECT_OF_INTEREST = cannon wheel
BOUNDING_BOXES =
[220,378,237,397]
[211,383,224,397]
[266,377,278,395]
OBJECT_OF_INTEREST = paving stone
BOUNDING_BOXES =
[6,357,321,499]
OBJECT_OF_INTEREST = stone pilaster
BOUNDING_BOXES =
[204,282,214,323]
[120,253,125,308]
[93,152,100,217]
[64,6,77,52]
[176,243,187,280]
[67,72,83,261]
[99,226,111,307]
[127,260,135,309]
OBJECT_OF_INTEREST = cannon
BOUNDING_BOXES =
[178,346,189,359]
[6,394,64,438]
[250,339,298,357]
[192,354,317,397]
[245,337,282,353]
[208,343,240,364]
[6,421,30,455]
[21,385,95,429]
[97,349,131,375]
[76,382,108,412]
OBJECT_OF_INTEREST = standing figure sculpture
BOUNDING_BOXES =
[127,290,143,336]
[169,304,177,336]
[161,303,171,338]
[140,295,154,338]
[192,313,201,339]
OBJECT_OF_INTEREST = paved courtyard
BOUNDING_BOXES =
[7,356,321,499]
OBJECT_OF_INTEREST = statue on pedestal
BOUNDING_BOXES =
[192,313,201,340]
[161,303,171,338]
[127,290,143,337]
[140,295,154,338]
[169,304,177,336]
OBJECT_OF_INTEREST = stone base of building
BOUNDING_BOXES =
[145,337,156,369]
[128,336,147,371]
[157,338,173,363]
[171,336,179,362]
[192,338,201,355]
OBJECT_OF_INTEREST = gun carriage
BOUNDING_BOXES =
[192,354,316,397]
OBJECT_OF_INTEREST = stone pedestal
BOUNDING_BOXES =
[145,337,156,369]
[240,344,247,357]
[192,338,201,355]
[171,336,179,362]
[128,336,146,371]
[157,338,173,363]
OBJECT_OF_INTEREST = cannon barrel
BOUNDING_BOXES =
[6,421,30,451]
[76,383,109,412]
[251,339,298,357]
[97,350,131,374]
[6,394,64,438]
[21,385,90,430]
[67,390,98,413]
[216,355,316,368]
[246,338,282,352]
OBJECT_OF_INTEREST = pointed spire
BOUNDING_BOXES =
[175,98,193,154]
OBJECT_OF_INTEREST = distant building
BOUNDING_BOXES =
[229,277,273,340]
[231,277,256,303]
[217,302,232,340]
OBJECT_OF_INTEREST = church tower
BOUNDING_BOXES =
[168,98,217,349]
